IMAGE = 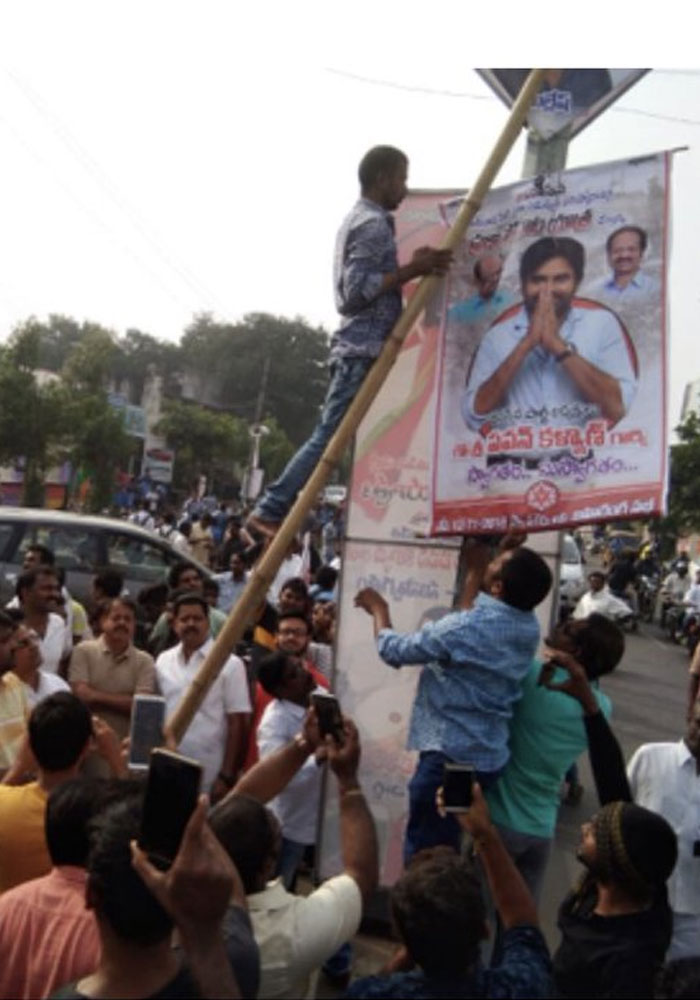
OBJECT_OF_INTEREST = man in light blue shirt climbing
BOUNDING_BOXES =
[355,537,552,862]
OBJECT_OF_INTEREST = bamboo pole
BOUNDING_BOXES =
[167,69,547,742]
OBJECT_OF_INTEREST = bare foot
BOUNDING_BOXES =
[245,515,281,540]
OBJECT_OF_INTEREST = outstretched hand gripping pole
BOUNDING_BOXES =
[167,69,547,743]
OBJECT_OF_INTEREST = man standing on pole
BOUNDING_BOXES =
[247,145,452,539]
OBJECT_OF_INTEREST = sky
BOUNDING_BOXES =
[0,2,698,424]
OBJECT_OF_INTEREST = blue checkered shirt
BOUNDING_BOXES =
[377,593,540,771]
[329,198,402,361]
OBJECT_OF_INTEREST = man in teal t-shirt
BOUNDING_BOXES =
[486,613,623,902]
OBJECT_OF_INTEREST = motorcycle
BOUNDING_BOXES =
[636,573,659,623]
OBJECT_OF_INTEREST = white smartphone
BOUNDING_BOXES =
[128,694,167,772]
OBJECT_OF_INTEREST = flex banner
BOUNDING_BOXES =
[430,152,671,535]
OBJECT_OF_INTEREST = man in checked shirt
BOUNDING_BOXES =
[247,145,452,539]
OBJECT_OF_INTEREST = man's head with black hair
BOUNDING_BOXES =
[519,236,585,323]
[275,611,311,657]
[86,793,173,947]
[390,850,487,978]
[168,562,203,592]
[278,577,310,616]
[257,650,314,706]
[357,146,408,196]
[485,546,552,612]
[209,794,279,894]
[23,544,55,570]
[314,565,338,593]
[16,566,60,612]
[46,777,125,867]
[92,568,124,601]
[546,612,624,681]
[28,692,93,773]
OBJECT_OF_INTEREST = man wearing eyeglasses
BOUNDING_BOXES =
[7,622,70,709]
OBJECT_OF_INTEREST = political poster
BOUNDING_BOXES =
[430,152,671,536]
[478,69,649,140]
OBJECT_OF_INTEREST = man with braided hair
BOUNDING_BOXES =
[541,648,678,997]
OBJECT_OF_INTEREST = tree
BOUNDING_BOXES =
[654,413,700,547]
[155,400,250,494]
[180,313,329,445]
[0,328,71,505]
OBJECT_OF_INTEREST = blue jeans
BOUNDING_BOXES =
[404,751,502,865]
[253,356,374,522]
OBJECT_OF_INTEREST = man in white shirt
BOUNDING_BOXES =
[573,571,633,624]
[593,225,659,304]
[156,592,251,800]
[628,700,700,960]
[463,236,637,436]
[256,651,325,889]
[210,711,378,1000]
[6,620,69,708]
[661,564,691,628]
[15,567,71,674]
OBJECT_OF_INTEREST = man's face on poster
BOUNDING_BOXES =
[523,255,578,321]
[476,255,503,299]
[608,229,643,280]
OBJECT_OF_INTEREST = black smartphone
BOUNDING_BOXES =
[128,695,167,771]
[442,762,475,812]
[138,749,202,867]
[311,692,345,745]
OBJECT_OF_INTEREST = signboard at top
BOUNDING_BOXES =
[478,69,649,140]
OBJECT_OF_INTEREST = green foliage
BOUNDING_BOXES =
[657,413,700,539]
[181,313,329,444]
[258,417,295,481]
[0,309,327,506]
[155,399,250,492]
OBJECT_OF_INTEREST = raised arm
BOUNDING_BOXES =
[448,783,538,929]
[540,649,631,804]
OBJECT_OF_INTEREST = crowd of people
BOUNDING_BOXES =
[0,526,698,998]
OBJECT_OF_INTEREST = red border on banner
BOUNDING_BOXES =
[433,482,664,534]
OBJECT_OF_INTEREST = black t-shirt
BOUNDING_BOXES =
[51,966,200,999]
[553,881,672,999]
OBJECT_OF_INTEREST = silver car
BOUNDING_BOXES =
[0,507,211,606]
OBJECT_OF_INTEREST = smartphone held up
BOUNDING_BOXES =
[138,748,202,868]
[442,762,475,812]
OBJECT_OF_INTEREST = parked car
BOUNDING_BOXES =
[0,508,211,607]
[559,533,586,617]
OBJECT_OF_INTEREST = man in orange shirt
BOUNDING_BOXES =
[0,692,124,894]
[0,778,103,999]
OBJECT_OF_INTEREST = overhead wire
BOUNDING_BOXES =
[325,67,700,126]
